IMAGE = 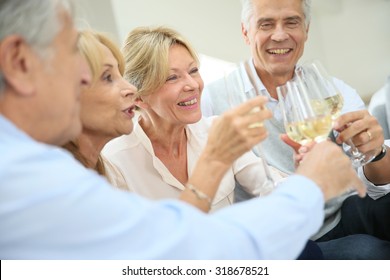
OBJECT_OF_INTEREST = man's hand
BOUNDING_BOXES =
[334,110,384,155]
[296,141,366,201]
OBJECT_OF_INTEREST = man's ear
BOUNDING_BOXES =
[241,23,251,45]
[304,23,310,42]
[0,35,36,96]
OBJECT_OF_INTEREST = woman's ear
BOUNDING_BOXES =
[134,96,149,109]
[0,35,36,96]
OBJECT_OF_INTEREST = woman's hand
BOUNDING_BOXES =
[280,134,315,169]
[204,96,271,167]
[185,96,271,212]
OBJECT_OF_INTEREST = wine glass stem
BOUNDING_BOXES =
[252,143,276,186]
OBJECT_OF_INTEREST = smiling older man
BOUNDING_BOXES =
[201,0,390,259]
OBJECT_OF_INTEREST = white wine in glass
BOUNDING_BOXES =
[277,80,333,145]
[296,60,344,120]
[324,94,344,120]
[297,60,376,167]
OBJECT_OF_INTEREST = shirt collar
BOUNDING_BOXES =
[241,59,274,101]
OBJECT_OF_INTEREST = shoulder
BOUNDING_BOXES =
[332,77,358,97]
[102,132,140,157]
[102,156,131,191]
[202,77,227,108]
[368,78,390,112]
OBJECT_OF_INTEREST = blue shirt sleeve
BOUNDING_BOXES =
[0,116,324,259]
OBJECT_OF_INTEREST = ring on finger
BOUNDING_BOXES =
[248,122,264,128]
[366,130,372,142]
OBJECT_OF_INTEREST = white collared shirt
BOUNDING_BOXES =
[103,114,284,212]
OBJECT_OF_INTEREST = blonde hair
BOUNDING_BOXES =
[63,30,125,175]
[78,30,125,84]
[122,26,199,99]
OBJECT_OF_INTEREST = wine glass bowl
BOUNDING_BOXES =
[277,79,333,145]
[224,63,276,190]
[224,66,263,128]
[296,59,376,168]
[295,60,344,121]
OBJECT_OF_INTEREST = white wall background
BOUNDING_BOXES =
[76,0,120,41]
[77,0,390,103]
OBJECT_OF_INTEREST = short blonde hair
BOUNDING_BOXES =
[63,30,125,175]
[122,26,199,99]
[78,30,125,84]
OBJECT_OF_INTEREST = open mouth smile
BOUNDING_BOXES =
[178,98,198,107]
[267,48,292,55]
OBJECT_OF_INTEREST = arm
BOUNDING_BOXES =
[358,154,390,200]
[295,141,365,200]
[358,138,390,200]
[280,134,366,200]
[362,141,390,185]
[2,118,364,260]
[334,111,390,187]
[282,122,390,199]
[180,96,272,211]
[3,162,324,259]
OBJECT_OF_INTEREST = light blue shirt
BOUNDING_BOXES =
[368,76,390,139]
[0,115,324,259]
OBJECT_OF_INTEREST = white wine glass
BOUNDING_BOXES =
[295,60,344,120]
[297,60,377,167]
[224,64,276,193]
[277,79,333,146]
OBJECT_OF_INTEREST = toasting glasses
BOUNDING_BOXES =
[277,78,333,146]
[296,60,377,167]
[224,64,276,193]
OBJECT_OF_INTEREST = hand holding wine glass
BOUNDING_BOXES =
[296,60,378,168]
[333,110,385,166]
[224,63,276,193]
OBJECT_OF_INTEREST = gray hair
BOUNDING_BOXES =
[241,0,311,31]
[0,0,74,92]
